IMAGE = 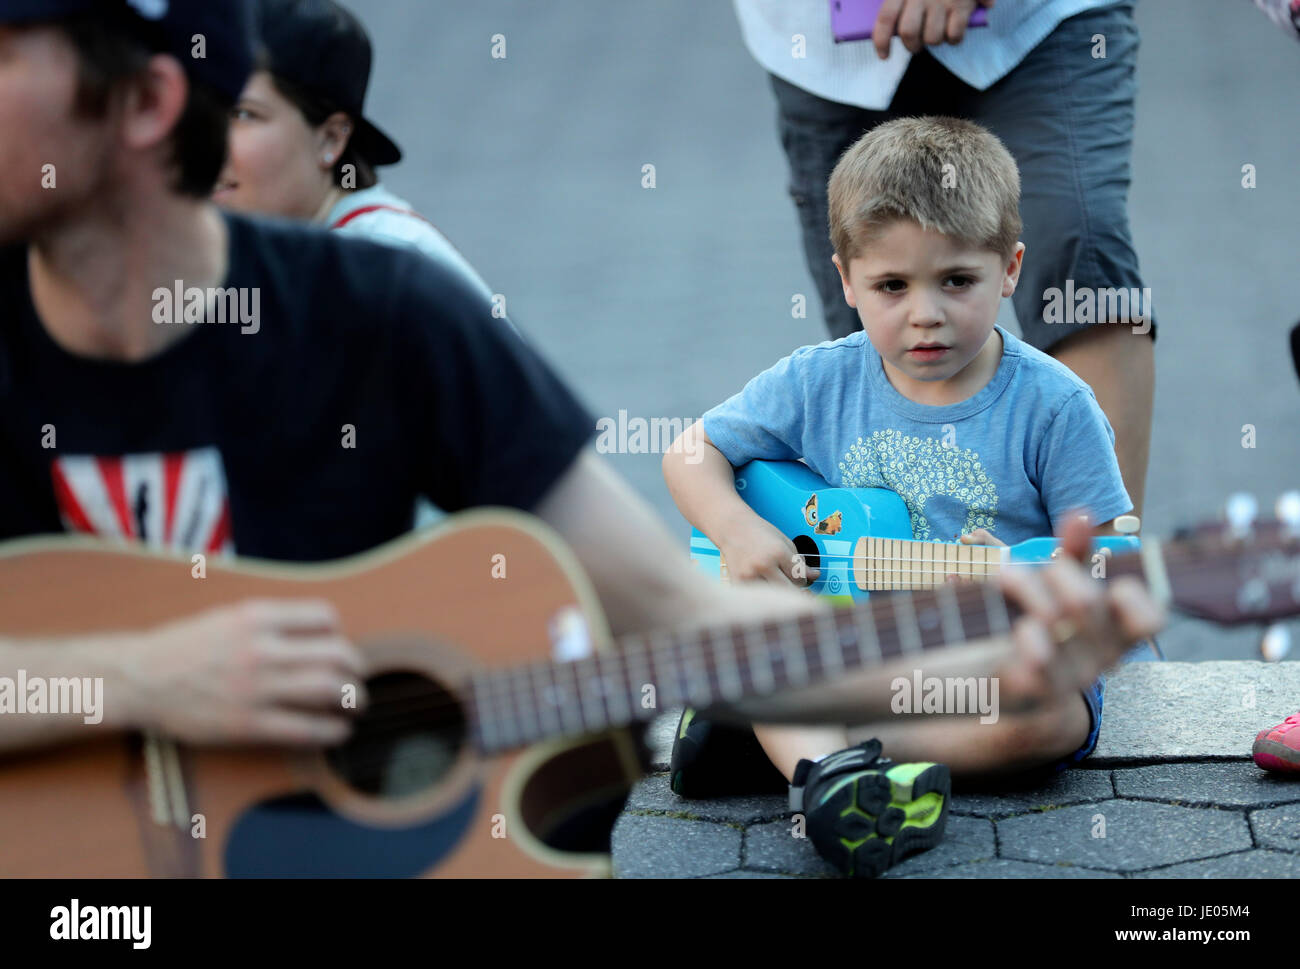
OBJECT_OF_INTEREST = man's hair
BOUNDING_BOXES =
[60,8,231,199]
[267,72,379,191]
[827,116,1021,265]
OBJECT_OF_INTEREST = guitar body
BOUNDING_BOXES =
[690,460,1139,599]
[0,511,642,877]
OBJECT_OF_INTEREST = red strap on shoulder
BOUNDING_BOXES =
[329,204,435,231]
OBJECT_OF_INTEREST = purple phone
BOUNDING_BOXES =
[830,0,988,43]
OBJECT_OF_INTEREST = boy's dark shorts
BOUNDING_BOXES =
[770,1,1156,350]
[1054,639,1160,772]
[1055,676,1106,773]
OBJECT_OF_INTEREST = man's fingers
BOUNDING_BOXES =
[259,635,366,676]
[1109,577,1167,643]
[247,709,353,747]
[256,669,368,710]
[874,0,905,57]
[1057,511,1093,564]
[240,597,342,633]
[896,0,926,52]
[946,5,969,44]
[1040,557,1108,635]
[922,3,948,45]
[997,565,1055,624]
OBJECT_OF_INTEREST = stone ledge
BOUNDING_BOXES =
[644,663,1300,769]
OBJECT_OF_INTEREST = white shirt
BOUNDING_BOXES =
[733,0,1119,110]
[326,184,494,302]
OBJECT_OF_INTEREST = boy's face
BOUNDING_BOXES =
[833,219,1024,404]
[0,26,116,245]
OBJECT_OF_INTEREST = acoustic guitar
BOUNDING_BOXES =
[0,498,1297,877]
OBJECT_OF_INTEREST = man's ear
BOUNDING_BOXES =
[832,253,857,309]
[1001,242,1026,299]
[120,54,190,155]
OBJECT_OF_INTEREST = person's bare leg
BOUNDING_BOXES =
[753,724,850,782]
[847,692,1091,777]
[1049,325,1154,520]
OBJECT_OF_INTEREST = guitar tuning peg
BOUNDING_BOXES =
[1113,514,1141,535]
[1225,492,1258,537]
[1276,491,1300,536]
[1261,623,1292,662]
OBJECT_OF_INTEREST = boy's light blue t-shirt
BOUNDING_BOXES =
[701,325,1132,545]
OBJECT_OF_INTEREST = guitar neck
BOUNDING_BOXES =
[854,536,1006,591]
[465,546,1157,755]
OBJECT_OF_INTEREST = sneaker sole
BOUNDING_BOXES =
[1253,737,1300,772]
[809,762,950,878]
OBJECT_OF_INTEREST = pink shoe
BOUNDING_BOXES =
[1253,711,1300,772]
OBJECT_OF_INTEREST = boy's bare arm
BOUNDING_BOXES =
[661,421,754,547]
[662,421,808,584]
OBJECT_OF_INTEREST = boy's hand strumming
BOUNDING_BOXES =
[718,514,820,587]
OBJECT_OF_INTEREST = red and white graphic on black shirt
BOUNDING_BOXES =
[49,447,233,554]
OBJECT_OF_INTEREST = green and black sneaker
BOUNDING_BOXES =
[789,738,950,878]
[668,708,788,799]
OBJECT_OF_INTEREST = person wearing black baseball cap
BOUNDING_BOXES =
[214,0,488,300]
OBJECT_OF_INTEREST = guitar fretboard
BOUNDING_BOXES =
[854,536,1005,591]
[464,547,1151,755]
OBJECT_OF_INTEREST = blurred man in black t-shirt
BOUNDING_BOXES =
[0,0,1162,759]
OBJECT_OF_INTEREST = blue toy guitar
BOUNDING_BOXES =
[689,460,1141,602]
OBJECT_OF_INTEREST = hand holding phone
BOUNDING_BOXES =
[830,0,990,58]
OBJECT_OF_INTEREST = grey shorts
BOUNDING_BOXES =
[770,1,1156,351]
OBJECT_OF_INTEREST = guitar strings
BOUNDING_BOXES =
[315,537,1269,760]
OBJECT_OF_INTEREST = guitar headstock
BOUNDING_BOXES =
[1162,491,1300,625]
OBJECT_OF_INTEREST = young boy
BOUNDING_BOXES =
[663,117,1135,877]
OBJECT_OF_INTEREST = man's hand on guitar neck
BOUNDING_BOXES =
[0,599,367,754]
[992,512,1164,711]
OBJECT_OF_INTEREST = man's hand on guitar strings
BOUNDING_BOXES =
[120,599,369,746]
[994,512,1165,707]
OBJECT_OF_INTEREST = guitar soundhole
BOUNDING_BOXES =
[324,671,466,799]
[792,534,821,572]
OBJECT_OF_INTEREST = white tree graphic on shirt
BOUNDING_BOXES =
[837,430,998,541]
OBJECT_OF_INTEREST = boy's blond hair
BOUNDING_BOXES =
[828,116,1021,265]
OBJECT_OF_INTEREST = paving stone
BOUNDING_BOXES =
[999,800,1252,872]
[1136,850,1300,878]
[741,819,839,877]
[611,815,740,879]
[879,816,996,877]
[624,772,790,823]
[898,859,1120,879]
[1251,803,1300,853]
[1094,663,1300,762]
[1115,762,1300,807]
[700,869,794,879]
[646,709,683,771]
[950,769,1113,817]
